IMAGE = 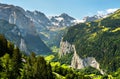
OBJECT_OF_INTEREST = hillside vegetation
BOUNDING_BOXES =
[0,23,120,78]
[0,34,54,79]
[63,9,120,73]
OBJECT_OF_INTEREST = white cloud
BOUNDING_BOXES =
[106,8,118,13]
[97,8,118,15]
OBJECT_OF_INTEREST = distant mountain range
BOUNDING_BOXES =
[0,3,114,54]
[0,3,84,51]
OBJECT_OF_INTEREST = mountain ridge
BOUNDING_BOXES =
[0,3,52,54]
[0,2,82,53]
[0,3,83,48]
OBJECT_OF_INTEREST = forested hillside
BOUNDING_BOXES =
[0,34,54,79]
[0,34,92,79]
[63,9,120,72]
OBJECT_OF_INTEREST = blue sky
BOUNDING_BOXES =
[1,0,120,19]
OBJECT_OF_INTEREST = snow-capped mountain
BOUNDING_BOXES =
[49,13,77,27]
[26,11,82,31]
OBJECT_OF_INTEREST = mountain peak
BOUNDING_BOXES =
[26,10,45,16]
[59,13,75,20]
[60,13,69,16]
[34,10,45,15]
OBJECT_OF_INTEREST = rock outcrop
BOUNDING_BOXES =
[59,38,74,57]
[83,57,104,75]
[71,45,84,69]
[70,45,104,75]
[59,39,104,74]
[19,38,27,53]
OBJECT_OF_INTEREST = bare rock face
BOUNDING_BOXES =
[59,39,105,74]
[0,4,36,35]
[0,19,21,46]
[70,45,104,75]
[59,41,103,73]
[84,57,99,68]
[83,57,104,75]
[59,38,74,57]
[26,10,52,31]
[71,45,84,69]
[19,38,27,53]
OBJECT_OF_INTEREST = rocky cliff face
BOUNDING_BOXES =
[59,40,104,74]
[0,19,21,46]
[70,45,104,75]
[19,38,27,53]
[26,10,52,31]
[83,57,104,75]
[0,3,36,35]
[0,19,30,54]
[59,38,74,57]
[71,45,84,69]
[0,3,51,54]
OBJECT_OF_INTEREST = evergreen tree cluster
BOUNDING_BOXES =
[0,34,54,79]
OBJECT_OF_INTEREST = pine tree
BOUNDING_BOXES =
[11,47,22,78]
[47,63,54,79]
[7,42,14,56]
[0,34,7,57]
